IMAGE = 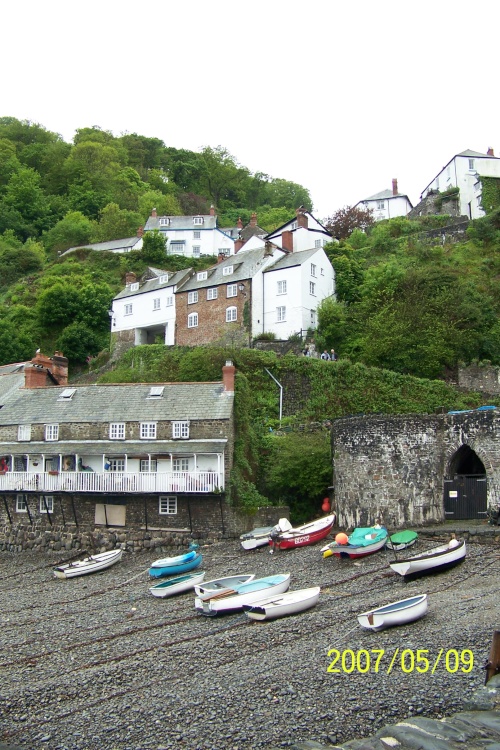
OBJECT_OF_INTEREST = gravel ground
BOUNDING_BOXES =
[0,537,499,750]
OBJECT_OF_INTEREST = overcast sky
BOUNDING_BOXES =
[2,0,499,219]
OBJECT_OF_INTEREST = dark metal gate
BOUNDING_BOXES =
[443,475,487,520]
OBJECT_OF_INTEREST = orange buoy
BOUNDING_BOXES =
[322,498,330,513]
[335,532,349,545]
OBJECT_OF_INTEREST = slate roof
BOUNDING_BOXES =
[263,247,320,272]
[362,188,407,201]
[145,215,218,231]
[0,363,27,406]
[457,149,498,159]
[178,246,281,292]
[62,237,140,256]
[0,383,234,426]
[0,440,227,456]
[265,211,332,238]
[113,268,193,301]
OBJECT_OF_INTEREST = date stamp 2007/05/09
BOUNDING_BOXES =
[327,648,474,675]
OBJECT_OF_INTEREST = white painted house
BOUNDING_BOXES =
[419,148,500,219]
[144,207,235,258]
[265,207,332,252]
[62,233,143,257]
[355,179,413,221]
[112,267,192,346]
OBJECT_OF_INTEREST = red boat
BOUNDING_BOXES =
[270,514,336,551]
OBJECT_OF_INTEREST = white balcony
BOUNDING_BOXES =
[0,471,223,494]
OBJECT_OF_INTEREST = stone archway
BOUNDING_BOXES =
[444,445,487,520]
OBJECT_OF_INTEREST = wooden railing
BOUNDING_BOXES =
[0,471,223,494]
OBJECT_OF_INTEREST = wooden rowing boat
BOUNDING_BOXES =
[389,539,466,578]
[322,526,388,559]
[53,548,123,579]
[149,550,203,578]
[194,574,256,600]
[243,586,320,621]
[149,571,206,598]
[240,526,276,550]
[270,514,336,551]
[194,574,291,616]
[357,594,428,631]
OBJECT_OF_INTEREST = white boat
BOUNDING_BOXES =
[149,571,206,598]
[389,539,466,578]
[53,549,123,579]
[243,586,320,621]
[194,574,256,600]
[195,574,290,616]
[240,526,276,550]
[357,594,428,631]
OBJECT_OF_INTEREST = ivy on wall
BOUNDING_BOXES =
[480,176,500,213]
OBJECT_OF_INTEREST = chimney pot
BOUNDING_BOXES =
[487,147,495,156]
[151,208,157,218]
[392,178,398,196]
[137,226,144,238]
[237,217,243,229]
[250,212,257,227]
[281,230,294,252]
[210,205,215,216]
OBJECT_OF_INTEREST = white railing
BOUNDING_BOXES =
[0,471,223,494]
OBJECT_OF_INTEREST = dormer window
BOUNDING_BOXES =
[159,218,170,226]
[197,271,208,281]
[193,217,204,225]
[159,275,168,283]
[222,266,233,276]
[130,283,139,291]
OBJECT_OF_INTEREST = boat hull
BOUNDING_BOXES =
[54,549,123,579]
[149,552,203,578]
[194,574,256,600]
[357,594,428,631]
[149,571,206,598]
[272,514,335,550]
[323,536,387,559]
[240,526,275,550]
[195,574,290,616]
[389,540,466,578]
[243,586,320,621]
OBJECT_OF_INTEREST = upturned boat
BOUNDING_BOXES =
[389,539,466,578]
[149,571,206,598]
[243,586,320,621]
[195,573,290,616]
[194,574,256,600]
[270,514,336,551]
[149,549,202,578]
[322,526,388,559]
[53,548,123,579]
[357,594,428,631]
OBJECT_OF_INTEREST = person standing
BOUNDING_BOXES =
[321,350,330,360]
[330,349,337,361]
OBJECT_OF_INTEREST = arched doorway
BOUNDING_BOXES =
[443,445,487,520]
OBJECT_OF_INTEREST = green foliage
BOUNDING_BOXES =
[91,203,143,243]
[0,235,45,288]
[480,177,500,214]
[55,321,105,362]
[42,211,95,254]
[140,230,167,265]
[253,332,277,341]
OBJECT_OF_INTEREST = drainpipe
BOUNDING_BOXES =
[264,368,283,426]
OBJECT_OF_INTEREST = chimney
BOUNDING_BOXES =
[234,238,245,253]
[392,178,398,196]
[24,351,54,389]
[217,252,225,264]
[51,351,68,386]
[264,240,274,257]
[249,212,257,227]
[487,147,495,157]
[125,271,137,286]
[296,207,308,229]
[210,205,215,217]
[237,217,243,229]
[151,207,157,218]
[222,360,235,393]
[281,230,294,252]
[137,226,144,238]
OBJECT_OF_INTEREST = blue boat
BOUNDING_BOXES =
[149,550,203,578]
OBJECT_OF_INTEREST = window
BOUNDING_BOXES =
[166,296,173,307]
[469,159,475,170]
[311,263,317,277]
[290,221,298,230]
[207,287,218,300]
[125,304,133,315]
[277,306,286,322]
[170,242,184,254]
[14,456,27,471]
[226,306,237,322]
[40,496,54,514]
[310,281,316,296]
[159,496,177,514]
[108,458,125,472]
[140,459,157,472]
[193,246,201,258]
[193,217,203,225]
[193,231,201,239]
[159,275,168,283]
[188,291,198,304]
[140,422,157,439]
[314,239,322,248]
[18,424,31,441]
[147,386,164,399]
[173,421,190,439]
[197,271,207,281]
[227,284,237,298]
[153,298,161,310]
[159,218,170,226]
[173,458,189,471]
[218,248,230,257]
[321,268,325,276]
[16,494,27,513]
[222,265,233,276]
[45,424,59,441]
[109,423,125,439]
[57,388,76,402]
[188,313,198,328]
[130,283,139,291]
[277,280,287,295]
[376,201,385,210]
[310,309,317,326]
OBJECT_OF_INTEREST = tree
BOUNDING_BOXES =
[91,203,143,243]
[141,230,167,265]
[42,211,95,254]
[138,190,182,220]
[324,205,375,239]
[55,321,103,363]
[198,146,249,208]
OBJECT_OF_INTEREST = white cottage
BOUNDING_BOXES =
[144,207,235,258]
[355,179,413,221]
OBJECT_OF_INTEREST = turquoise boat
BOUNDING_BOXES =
[149,549,203,578]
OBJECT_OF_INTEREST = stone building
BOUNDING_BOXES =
[332,408,500,529]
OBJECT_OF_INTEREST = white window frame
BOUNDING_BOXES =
[311,263,317,277]
[159,495,177,514]
[140,459,157,472]
[159,275,168,283]
[310,281,316,296]
[108,458,125,472]
[173,457,189,472]
[314,239,322,249]
[226,306,237,322]
[207,287,218,300]
[469,159,475,170]
[124,304,133,316]
[153,298,161,310]
[16,494,27,513]
[277,280,287,295]
[170,242,184,254]
[109,422,125,439]
[376,201,385,210]
[193,217,204,225]
[40,496,54,514]
[173,421,190,439]
[222,265,233,276]
[18,424,32,441]
[166,296,173,307]
[310,309,317,326]
[277,306,286,322]
[193,231,201,239]
[159,218,170,226]
[130,283,139,291]
[140,422,157,439]
[45,424,59,442]
[188,291,198,304]
[290,221,297,230]
[188,313,198,328]
[192,246,201,258]
[227,284,237,298]
[197,271,207,281]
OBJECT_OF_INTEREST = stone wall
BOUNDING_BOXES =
[332,410,500,528]
[458,364,500,395]
[408,191,461,218]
